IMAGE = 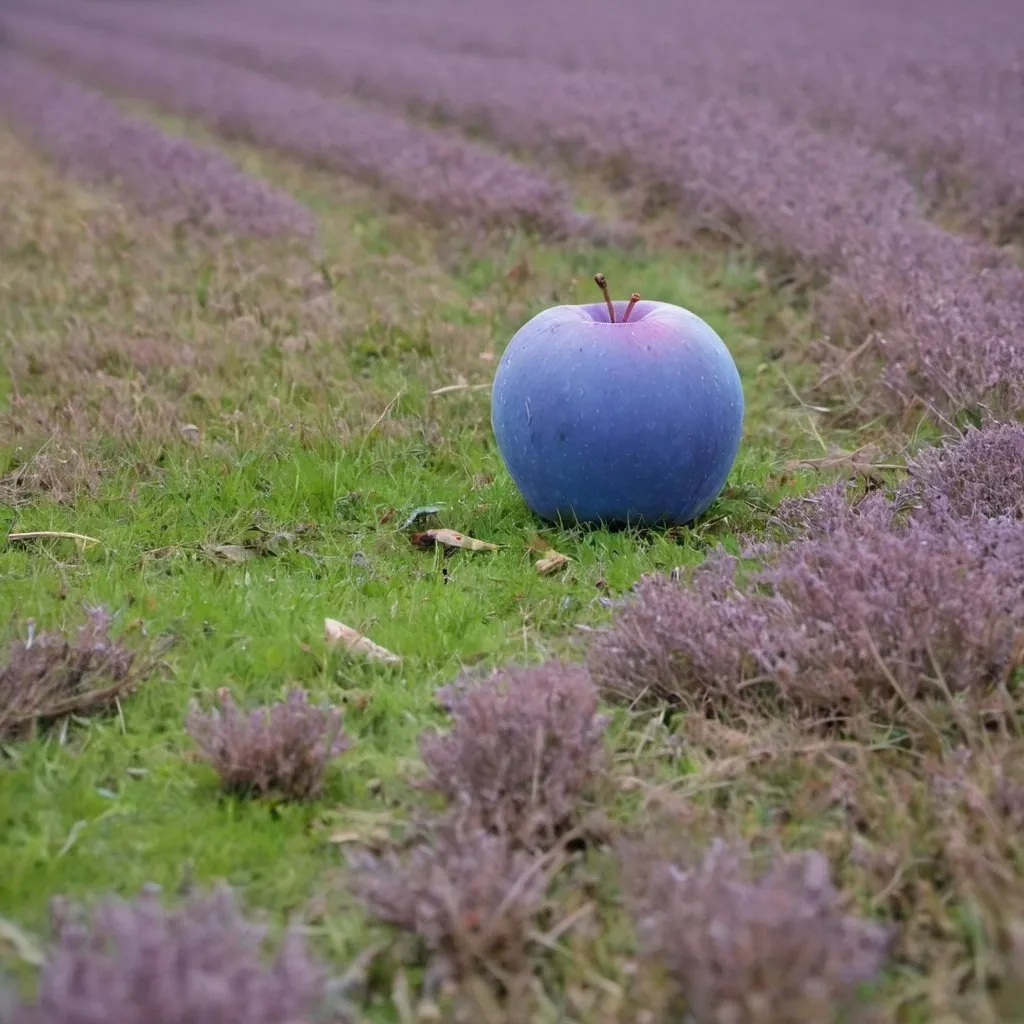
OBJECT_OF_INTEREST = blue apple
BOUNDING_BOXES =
[490,274,744,527]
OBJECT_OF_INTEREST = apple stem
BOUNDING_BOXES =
[593,273,615,323]
[622,292,641,323]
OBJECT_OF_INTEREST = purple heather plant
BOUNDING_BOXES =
[7,885,336,1024]
[0,53,315,238]
[766,423,1024,545]
[902,422,1024,521]
[589,512,1024,738]
[0,606,144,741]
[768,479,901,541]
[624,840,893,1024]
[185,687,350,800]
[421,662,608,848]
[349,821,554,986]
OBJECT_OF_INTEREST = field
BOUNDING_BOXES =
[0,0,1022,1021]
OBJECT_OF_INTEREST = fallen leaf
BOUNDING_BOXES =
[409,528,499,553]
[328,831,362,845]
[315,808,396,847]
[324,618,401,664]
[203,543,257,563]
[536,549,571,575]
[399,503,445,530]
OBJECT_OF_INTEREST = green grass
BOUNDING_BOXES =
[0,437,750,911]
[0,108,937,1018]
[0,122,820,858]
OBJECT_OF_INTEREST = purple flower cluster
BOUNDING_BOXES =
[625,840,893,1023]
[0,52,315,238]
[340,663,606,1001]
[421,661,608,848]
[903,422,1024,522]
[591,421,1024,748]
[590,492,1024,740]
[0,605,143,741]
[185,688,350,800]
[0,12,590,238]
[772,422,1024,537]
[22,0,1023,415]
[349,820,551,984]
[8,886,334,1024]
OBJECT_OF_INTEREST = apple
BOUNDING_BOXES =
[490,273,744,527]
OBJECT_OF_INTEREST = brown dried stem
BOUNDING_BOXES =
[593,272,615,323]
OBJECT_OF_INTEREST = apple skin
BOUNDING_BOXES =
[490,297,744,527]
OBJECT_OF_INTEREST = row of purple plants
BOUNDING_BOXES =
[15,0,1022,418]
[591,423,1024,743]
[0,13,594,240]
[267,0,1024,242]
[0,52,315,238]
